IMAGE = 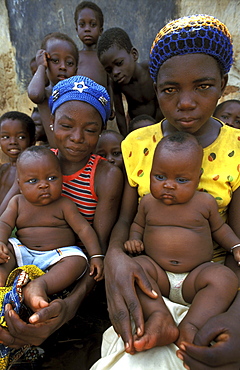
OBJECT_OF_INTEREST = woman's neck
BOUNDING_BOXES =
[57,153,90,176]
[161,117,222,148]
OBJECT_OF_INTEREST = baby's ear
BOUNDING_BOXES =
[131,47,139,62]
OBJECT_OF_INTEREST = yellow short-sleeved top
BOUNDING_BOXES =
[122,121,240,261]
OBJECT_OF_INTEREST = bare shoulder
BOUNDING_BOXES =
[95,159,123,194]
[95,159,122,179]
[0,163,10,177]
[195,191,218,208]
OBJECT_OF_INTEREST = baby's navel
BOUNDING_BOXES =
[170,260,179,265]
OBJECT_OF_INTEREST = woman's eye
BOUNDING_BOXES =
[198,84,211,90]
[163,87,177,94]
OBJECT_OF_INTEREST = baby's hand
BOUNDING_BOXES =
[232,246,240,265]
[89,257,104,281]
[0,242,10,264]
[124,239,144,254]
[36,49,49,69]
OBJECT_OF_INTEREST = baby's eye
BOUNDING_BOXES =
[155,174,166,181]
[28,178,38,184]
[18,135,26,140]
[176,177,189,184]
[220,115,229,119]
[47,176,57,181]
[79,22,85,27]
[90,22,97,27]
[1,135,9,139]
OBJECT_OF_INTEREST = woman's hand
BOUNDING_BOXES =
[176,310,240,369]
[0,299,67,348]
[105,249,157,354]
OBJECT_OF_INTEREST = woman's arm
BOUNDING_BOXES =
[104,179,157,354]
[94,161,123,254]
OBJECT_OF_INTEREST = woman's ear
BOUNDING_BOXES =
[220,74,228,98]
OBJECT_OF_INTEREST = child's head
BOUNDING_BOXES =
[150,132,203,205]
[95,130,124,169]
[214,100,240,129]
[49,75,111,163]
[41,32,79,86]
[97,27,138,85]
[75,1,103,46]
[0,111,35,162]
[31,107,48,142]
[17,145,62,206]
[149,15,233,133]
[128,114,157,133]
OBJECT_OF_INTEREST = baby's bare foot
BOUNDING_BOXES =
[133,311,179,352]
[23,280,49,312]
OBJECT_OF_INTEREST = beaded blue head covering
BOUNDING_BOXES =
[149,14,233,82]
[49,76,111,123]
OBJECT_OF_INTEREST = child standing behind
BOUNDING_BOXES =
[95,130,124,170]
[0,111,35,211]
[97,27,163,137]
[214,99,240,129]
[75,2,114,122]
[75,1,106,88]
[28,32,78,148]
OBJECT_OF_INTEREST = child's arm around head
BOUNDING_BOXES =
[28,49,49,104]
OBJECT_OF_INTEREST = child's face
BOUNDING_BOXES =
[0,119,31,162]
[46,39,77,86]
[76,8,102,46]
[155,54,227,135]
[18,154,62,206]
[53,100,102,164]
[31,111,46,142]
[214,102,240,129]
[99,46,137,85]
[150,147,202,205]
[95,132,123,169]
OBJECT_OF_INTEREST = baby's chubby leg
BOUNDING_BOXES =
[23,255,87,312]
[131,255,179,353]
[177,262,238,347]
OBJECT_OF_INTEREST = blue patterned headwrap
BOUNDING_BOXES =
[149,14,233,82]
[49,76,111,123]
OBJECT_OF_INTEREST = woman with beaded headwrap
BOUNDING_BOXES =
[91,15,240,370]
